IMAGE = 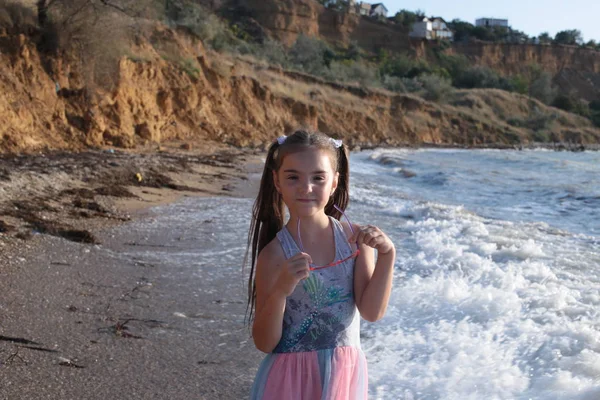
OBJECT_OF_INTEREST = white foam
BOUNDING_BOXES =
[355,192,600,399]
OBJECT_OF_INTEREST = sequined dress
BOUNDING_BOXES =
[250,217,368,400]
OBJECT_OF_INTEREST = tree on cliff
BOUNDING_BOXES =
[35,0,150,28]
[32,0,157,94]
[393,9,424,30]
[554,29,583,46]
[448,19,475,42]
[538,32,552,45]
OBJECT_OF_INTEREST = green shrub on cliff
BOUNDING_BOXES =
[326,61,379,87]
[256,39,289,68]
[528,69,556,104]
[379,55,422,79]
[289,34,331,75]
[382,75,406,92]
[420,74,453,102]
[455,66,502,89]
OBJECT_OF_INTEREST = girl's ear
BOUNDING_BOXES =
[331,171,339,196]
[272,170,281,193]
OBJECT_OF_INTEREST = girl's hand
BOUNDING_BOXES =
[349,225,395,255]
[275,252,312,297]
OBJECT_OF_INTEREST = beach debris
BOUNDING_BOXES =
[57,228,98,244]
[58,357,85,368]
[0,167,11,181]
[197,360,219,365]
[120,280,153,301]
[17,345,58,353]
[94,185,136,198]
[125,241,167,247]
[15,231,33,240]
[135,172,143,182]
[132,259,156,268]
[5,200,99,244]
[72,198,109,214]
[2,347,27,366]
[60,188,96,199]
[0,220,15,233]
[0,335,39,345]
[99,319,143,339]
[99,317,167,339]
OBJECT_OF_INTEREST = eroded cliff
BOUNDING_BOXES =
[1,21,599,154]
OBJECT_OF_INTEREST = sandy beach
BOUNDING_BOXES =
[0,142,265,399]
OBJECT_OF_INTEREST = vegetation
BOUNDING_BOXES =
[554,29,583,46]
[6,0,597,129]
[446,19,599,51]
[393,9,424,30]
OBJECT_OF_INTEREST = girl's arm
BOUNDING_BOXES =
[349,224,396,322]
[252,241,311,353]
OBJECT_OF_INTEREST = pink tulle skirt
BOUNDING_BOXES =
[250,346,368,400]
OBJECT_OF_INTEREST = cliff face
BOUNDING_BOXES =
[451,43,600,76]
[237,0,410,51]
[238,0,321,46]
[451,43,600,101]
[236,0,599,100]
[1,21,599,154]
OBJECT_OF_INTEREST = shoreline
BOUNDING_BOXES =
[0,141,265,399]
[0,139,597,398]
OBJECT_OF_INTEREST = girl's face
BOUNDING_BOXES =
[274,148,339,217]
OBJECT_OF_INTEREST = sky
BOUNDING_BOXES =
[383,0,600,42]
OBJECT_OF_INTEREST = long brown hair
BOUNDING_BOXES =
[244,129,351,323]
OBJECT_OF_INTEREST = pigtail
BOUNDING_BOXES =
[326,142,350,219]
[244,141,285,324]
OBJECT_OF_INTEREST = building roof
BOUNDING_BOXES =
[359,2,371,9]
[371,3,388,11]
[476,17,509,22]
[416,16,448,23]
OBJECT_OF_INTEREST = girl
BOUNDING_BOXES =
[246,129,396,399]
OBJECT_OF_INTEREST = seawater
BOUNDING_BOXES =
[114,149,600,399]
[353,149,600,400]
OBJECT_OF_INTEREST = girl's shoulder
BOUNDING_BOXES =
[256,235,286,272]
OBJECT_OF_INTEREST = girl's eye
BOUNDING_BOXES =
[314,176,326,181]
[286,176,298,180]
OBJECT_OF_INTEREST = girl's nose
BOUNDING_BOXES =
[300,179,312,193]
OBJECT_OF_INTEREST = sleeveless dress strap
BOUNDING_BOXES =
[276,226,300,259]
[330,217,355,260]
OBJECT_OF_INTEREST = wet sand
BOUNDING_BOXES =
[0,143,265,399]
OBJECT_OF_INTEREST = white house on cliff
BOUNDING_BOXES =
[369,3,388,17]
[410,16,453,40]
[355,2,388,17]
